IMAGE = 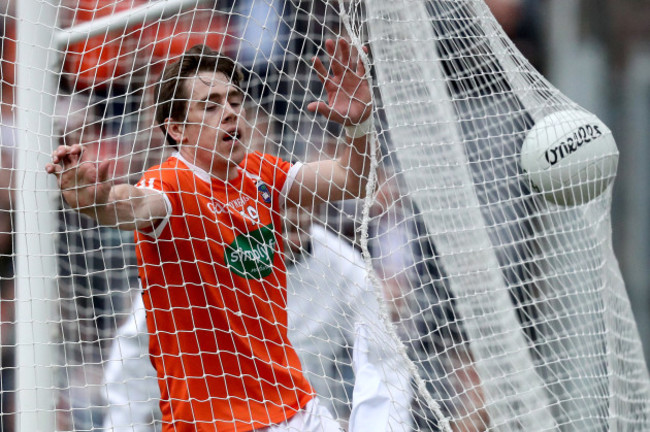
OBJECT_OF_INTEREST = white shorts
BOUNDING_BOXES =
[256,398,344,432]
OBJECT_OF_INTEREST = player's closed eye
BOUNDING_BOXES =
[227,96,243,109]
[205,101,223,111]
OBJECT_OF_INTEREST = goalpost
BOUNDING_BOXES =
[9,0,650,431]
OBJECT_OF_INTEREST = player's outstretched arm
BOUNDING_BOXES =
[289,38,374,207]
[46,143,168,231]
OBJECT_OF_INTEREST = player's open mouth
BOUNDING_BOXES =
[223,131,241,142]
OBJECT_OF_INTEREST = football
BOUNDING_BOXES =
[520,110,619,206]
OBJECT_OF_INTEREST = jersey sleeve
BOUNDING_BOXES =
[246,152,301,210]
[134,167,175,238]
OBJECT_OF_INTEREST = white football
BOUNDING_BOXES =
[520,109,619,206]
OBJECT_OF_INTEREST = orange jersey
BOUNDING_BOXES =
[134,152,313,432]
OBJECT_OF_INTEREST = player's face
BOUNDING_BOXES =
[178,71,247,176]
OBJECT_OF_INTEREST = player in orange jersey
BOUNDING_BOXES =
[47,38,373,432]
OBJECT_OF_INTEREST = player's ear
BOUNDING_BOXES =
[165,118,185,144]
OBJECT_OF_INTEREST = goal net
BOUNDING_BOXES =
[7,0,650,431]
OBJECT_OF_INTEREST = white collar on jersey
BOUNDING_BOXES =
[172,150,266,186]
[172,151,265,186]
[172,151,214,184]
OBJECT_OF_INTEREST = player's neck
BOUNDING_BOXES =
[208,161,239,182]
[178,147,239,182]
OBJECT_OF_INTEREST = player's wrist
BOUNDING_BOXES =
[344,117,373,139]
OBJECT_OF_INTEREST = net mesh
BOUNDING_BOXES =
[3,0,649,431]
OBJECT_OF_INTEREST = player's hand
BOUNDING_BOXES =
[45,143,112,212]
[307,38,372,127]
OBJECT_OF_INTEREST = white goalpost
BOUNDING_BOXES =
[14,1,58,430]
[8,1,650,432]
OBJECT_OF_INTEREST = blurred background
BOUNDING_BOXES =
[486,0,650,364]
[0,0,648,430]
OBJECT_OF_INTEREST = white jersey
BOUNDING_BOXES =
[103,292,161,432]
[287,225,412,430]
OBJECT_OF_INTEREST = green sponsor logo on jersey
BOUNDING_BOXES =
[225,224,276,279]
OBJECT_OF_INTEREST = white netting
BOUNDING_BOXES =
[3,0,649,431]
